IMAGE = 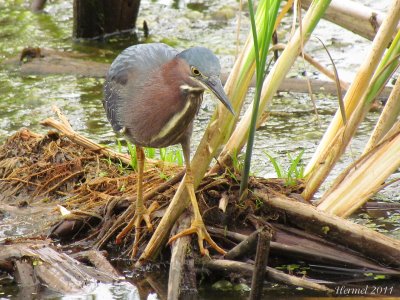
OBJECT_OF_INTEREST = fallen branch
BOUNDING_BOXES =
[255,191,400,268]
[199,259,333,293]
[4,49,393,99]
[209,225,398,274]
[224,228,261,260]
[250,228,272,300]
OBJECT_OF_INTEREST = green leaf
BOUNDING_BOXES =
[240,0,282,196]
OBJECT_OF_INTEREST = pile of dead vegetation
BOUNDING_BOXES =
[1,126,400,297]
[0,127,298,252]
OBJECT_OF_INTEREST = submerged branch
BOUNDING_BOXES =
[200,259,333,292]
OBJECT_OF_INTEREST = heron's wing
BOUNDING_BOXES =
[103,43,178,133]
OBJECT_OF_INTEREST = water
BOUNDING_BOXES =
[0,0,399,298]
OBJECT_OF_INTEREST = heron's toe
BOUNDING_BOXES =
[168,219,226,256]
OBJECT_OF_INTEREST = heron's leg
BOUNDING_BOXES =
[116,145,159,257]
[168,143,226,256]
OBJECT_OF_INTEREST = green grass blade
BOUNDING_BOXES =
[264,151,283,178]
[287,149,305,179]
[126,141,137,170]
[240,0,282,196]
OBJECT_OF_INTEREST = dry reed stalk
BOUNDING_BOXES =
[303,0,400,201]
[317,125,400,217]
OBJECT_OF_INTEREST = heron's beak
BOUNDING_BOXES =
[202,76,235,116]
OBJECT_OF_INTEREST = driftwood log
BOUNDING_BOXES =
[0,239,122,294]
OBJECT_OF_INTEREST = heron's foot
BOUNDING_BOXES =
[168,218,226,256]
[116,201,159,258]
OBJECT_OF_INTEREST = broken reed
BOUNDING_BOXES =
[303,1,400,209]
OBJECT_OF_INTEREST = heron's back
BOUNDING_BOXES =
[103,43,178,134]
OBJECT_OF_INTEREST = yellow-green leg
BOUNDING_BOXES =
[116,145,159,258]
[168,144,226,255]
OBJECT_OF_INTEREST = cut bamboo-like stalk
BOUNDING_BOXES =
[270,44,349,89]
[301,0,400,41]
[209,44,350,174]
[303,0,400,201]
[364,42,400,152]
[218,192,229,213]
[210,45,353,175]
[317,126,400,217]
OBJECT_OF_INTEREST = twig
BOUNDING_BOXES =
[38,170,84,196]
[250,228,272,300]
[207,226,247,241]
[0,178,42,187]
[224,228,261,260]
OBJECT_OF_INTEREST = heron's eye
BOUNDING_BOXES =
[191,66,201,76]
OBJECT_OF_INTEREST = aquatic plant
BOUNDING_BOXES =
[265,150,305,186]
[239,0,281,197]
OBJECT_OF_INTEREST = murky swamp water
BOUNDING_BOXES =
[0,0,399,299]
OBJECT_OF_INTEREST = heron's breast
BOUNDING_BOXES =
[122,59,202,147]
[147,93,202,147]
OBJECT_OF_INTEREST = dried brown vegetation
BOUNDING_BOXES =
[0,128,300,254]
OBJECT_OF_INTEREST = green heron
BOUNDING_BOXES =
[103,43,234,256]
